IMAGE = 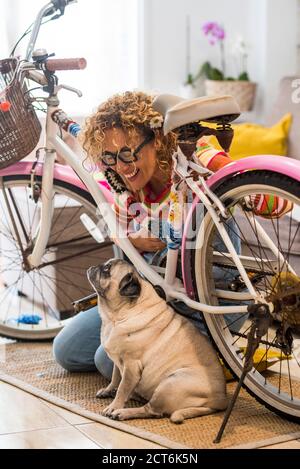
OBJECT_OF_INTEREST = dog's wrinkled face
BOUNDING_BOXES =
[87,259,141,307]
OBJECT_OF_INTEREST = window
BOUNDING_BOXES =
[1,0,139,115]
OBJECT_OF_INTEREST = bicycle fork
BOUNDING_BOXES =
[26,98,58,269]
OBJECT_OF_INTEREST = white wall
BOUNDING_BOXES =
[140,0,299,122]
[1,0,139,115]
[263,0,298,115]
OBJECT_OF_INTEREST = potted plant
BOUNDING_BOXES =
[201,22,256,111]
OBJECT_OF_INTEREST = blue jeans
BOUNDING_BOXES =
[53,306,113,380]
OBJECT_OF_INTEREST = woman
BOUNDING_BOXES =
[53,91,239,379]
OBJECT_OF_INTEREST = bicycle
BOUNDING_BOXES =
[1,0,300,426]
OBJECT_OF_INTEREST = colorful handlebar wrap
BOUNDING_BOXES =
[51,109,81,137]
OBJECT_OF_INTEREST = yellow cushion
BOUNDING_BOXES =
[207,113,292,160]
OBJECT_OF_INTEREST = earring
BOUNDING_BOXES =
[104,168,127,194]
[154,139,161,151]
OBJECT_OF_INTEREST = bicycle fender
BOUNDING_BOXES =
[206,154,300,190]
[181,155,300,299]
[0,161,114,204]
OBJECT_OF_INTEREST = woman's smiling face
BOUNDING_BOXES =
[101,127,159,192]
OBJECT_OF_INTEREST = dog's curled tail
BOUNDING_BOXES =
[170,407,215,424]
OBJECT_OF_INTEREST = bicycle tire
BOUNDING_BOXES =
[192,170,300,422]
[0,173,121,340]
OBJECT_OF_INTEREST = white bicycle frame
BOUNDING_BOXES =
[25,93,282,316]
[21,0,291,317]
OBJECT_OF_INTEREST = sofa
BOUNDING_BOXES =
[265,76,300,161]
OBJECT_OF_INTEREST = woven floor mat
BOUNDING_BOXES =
[1,341,300,449]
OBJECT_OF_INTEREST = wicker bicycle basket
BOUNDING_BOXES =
[0,58,41,169]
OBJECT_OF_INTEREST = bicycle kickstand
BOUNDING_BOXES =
[214,303,271,444]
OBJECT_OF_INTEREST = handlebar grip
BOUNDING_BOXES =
[45,57,87,71]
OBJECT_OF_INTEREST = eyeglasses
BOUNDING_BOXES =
[100,134,154,167]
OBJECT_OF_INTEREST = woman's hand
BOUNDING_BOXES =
[128,228,166,252]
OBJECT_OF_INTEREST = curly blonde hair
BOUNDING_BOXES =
[80,91,177,178]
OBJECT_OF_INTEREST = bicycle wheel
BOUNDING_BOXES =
[192,170,300,421]
[0,174,121,339]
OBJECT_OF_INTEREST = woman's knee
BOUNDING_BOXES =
[94,346,113,381]
[52,328,95,372]
[53,331,78,371]
[53,306,101,372]
[53,335,69,371]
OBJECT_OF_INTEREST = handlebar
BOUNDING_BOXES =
[25,1,76,60]
[44,57,87,71]
[46,0,77,16]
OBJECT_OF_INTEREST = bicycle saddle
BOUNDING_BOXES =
[153,94,240,135]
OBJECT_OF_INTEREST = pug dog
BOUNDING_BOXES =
[87,259,228,423]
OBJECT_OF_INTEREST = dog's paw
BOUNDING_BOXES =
[96,387,116,399]
[102,407,128,420]
[101,403,122,417]
[110,409,130,421]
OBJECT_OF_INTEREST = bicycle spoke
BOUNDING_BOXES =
[0,270,26,323]
[292,351,300,369]
[238,211,275,292]
[47,234,100,249]
[39,242,113,269]
[26,271,60,321]
[279,349,283,394]
[231,323,252,347]
[17,269,25,324]
[265,329,269,385]
[243,212,274,293]
[287,354,294,400]
[37,271,49,329]
[41,268,90,295]
[31,270,36,321]
[39,276,75,315]
[8,187,30,243]
[50,202,83,243]
[0,196,19,242]
[222,211,273,290]
[231,208,276,275]
[222,312,248,331]
[252,335,277,374]
[54,266,91,296]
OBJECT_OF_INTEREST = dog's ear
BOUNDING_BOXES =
[118,273,141,299]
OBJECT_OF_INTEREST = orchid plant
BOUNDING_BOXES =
[200,21,250,82]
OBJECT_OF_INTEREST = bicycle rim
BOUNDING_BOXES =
[193,170,300,420]
[0,175,120,339]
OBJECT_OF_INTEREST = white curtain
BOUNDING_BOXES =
[0,0,139,115]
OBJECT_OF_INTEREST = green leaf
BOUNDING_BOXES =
[197,61,213,79]
[185,73,194,85]
[238,71,250,81]
[209,67,224,80]
[226,76,235,81]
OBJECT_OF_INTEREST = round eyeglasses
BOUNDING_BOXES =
[100,134,154,167]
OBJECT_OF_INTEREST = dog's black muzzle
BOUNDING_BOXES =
[87,265,99,284]
[87,265,107,298]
